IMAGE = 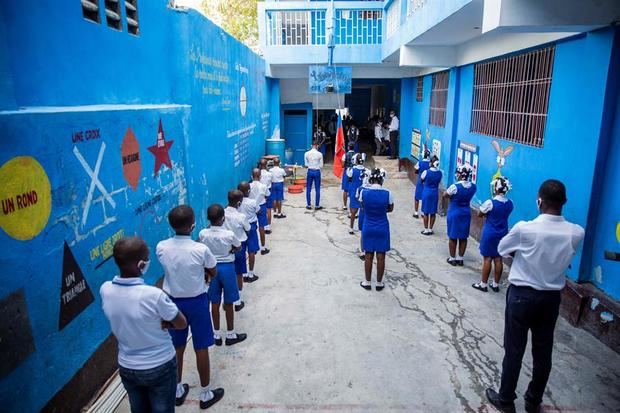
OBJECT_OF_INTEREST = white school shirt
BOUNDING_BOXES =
[346,164,366,178]
[198,226,241,263]
[250,180,269,205]
[304,148,324,170]
[100,277,178,370]
[374,124,383,140]
[157,236,217,298]
[479,194,509,213]
[239,197,260,223]
[260,169,273,189]
[389,116,399,132]
[224,206,250,242]
[270,166,286,183]
[446,180,472,195]
[498,214,585,291]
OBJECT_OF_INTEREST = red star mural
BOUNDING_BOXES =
[148,119,174,176]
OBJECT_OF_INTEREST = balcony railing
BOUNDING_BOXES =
[266,10,326,46]
[334,9,383,45]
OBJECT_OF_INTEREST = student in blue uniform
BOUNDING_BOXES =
[347,153,366,235]
[444,164,477,266]
[341,143,356,210]
[473,176,514,293]
[359,168,394,291]
[356,168,371,260]
[270,159,287,218]
[237,182,261,283]
[413,149,431,218]
[259,159,273,234]
[420,155,442,235]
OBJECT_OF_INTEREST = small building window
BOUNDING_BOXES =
[429,71,449,127]
[416,76,423,102]
[125,0,139,35]
[105,0,122,30]
[470,46,555,147]
[82,0,100,24]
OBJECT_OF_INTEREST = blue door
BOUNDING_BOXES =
[283,110,308,165]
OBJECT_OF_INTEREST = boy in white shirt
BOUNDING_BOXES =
[238,181,261,282]
[224,190,250,311]
[101,237,188,412]
[199,204,248,347]
[259,159,274,233]
[270,158,287,218]
[250,168,270,255]
[156,206,223,409]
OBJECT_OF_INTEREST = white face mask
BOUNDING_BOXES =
[138,260,151,275]
[536,198,542,211]
[190,223,196,232]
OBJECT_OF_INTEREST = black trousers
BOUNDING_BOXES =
[389,130,399,158]
[499,285,561,405]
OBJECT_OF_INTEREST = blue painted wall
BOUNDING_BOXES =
[399,27,618,287]
[0,2,277,411]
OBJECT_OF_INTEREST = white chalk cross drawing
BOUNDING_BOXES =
[73,142,117,227]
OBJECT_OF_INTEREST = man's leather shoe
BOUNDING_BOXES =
[485,388,516,413]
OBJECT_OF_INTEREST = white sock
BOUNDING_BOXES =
[200,386,214,402]
[457,255,463,261]
[491,281,499,287]
[234,299,241,305]
[176,383,186,398]
[265,225,271,230]
[237,291,242,301]
[376,281,385,287]
[448,256,455,261]
[226,330,236,338]
[479,281,488,287]
[361,280,371,286]
[213,330,221,339]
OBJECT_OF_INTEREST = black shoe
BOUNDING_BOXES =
[315,206,324,210]
[360,281,372,291]
[472,283,488,292]
[225,333,247,346]
[234,301,245,312]
[243,274,259,283]
[456,260,464,266]
[175,383,190,406]
[447,258,457,266]
[376,283,385,291]
[260,249,270,255]
[491,284,500,293]
[279,214,287,218]
[485,388,516,413]
[306,205,312,210]
[525,400,541,413]
[200,388,225,409]
[412,212,419,218]
[265,229,272,234]
[214,337,223,346]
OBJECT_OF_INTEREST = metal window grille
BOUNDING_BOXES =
[125,0,139,35]
[429,71,449,127]
[416,76,423,102]
[266,10,323,46]
[407,0,427,17]
[104,0,122,30]
[471,46,555,148]
[386,0,400,38]
[82,0,100,23]
[334,9,382,45]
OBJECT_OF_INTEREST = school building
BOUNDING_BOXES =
[0,0,618,411]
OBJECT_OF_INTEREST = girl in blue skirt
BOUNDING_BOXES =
[413,149,431,218]
[347,153,367,235]
[359,168,393,291]
[444,164,477,266]
[420,155,442,235]
[473,176,514,292]
[356,168,371,260]
[340,143,356,210]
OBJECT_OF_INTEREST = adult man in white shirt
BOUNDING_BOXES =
[388,110,399,160]
[101,237,189,412]
[250,168,270,255]
[304,142,324,210]
[486,180,585,413]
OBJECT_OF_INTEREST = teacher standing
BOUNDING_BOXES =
[388,109,399,160]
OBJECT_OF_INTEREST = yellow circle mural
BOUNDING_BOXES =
[616,222,620,243]
[0,156,52,240]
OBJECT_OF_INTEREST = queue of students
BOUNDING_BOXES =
[100,160,287,412]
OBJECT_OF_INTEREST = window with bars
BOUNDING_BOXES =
[82,0,100,23]
[104,0,122,30]
[266,10,323,46]
[471,46,555,147]
[416,76,423,102]
[125,0,139,35]
[334,9,383,45]
[429,71,449,127]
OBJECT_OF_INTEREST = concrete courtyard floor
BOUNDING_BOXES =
[116,158,620,413]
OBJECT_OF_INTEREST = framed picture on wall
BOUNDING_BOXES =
[411,128,421,160]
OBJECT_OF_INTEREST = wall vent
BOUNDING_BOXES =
[105,0,122,30]
[81,0,100,24]
[125,0,139,35]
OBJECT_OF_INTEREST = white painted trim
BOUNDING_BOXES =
[0,104,191,116]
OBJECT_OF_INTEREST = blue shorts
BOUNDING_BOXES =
[169,293,214,349]
[257,203,268,228]
[266,193,274,209]
[234,241,247,274]
[271,182,284,201]
[208,263,240,304]
[246,222,260,253]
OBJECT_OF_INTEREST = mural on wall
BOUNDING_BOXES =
[148,120,174,176]
[308,66,352,94]
[456,141,479,184]
[0,156,52,241]
[58,241,95,330]
[490,140,514,194]
[411,128,421,160]
[121,128,141,191]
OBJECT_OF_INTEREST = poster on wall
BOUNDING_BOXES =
[432,139,441,162]
[411,129,421,160]
[308,66,352,94]
[456,140,479,183]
